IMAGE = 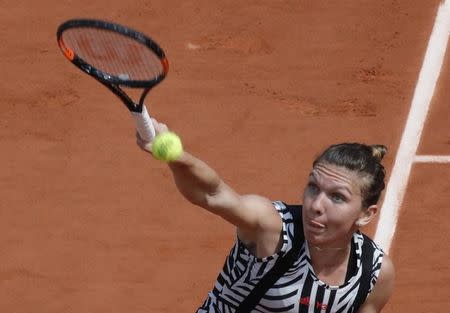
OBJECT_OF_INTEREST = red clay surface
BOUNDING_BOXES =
[419,43,450,155]
[1,1,448,312]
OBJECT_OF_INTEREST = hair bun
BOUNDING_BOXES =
[371,145,387,161]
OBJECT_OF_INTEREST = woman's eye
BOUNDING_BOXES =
[331,193,346,203]
[307,183,319,193]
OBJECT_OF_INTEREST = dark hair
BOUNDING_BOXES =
[313,143,387,208]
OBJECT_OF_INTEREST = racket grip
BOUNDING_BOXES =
[131,105,156,142]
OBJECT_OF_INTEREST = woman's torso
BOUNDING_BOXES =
[197,201,384,313]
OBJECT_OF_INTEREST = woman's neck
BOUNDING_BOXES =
[307,241,351,269]
[307,241,352,286]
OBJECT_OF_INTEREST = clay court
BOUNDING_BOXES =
[1,0,449,312]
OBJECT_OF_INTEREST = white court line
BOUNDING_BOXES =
[374,0,450,253]
[414,155,450,163]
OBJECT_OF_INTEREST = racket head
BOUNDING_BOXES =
[57,19,169,88]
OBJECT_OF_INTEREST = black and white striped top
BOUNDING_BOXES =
[197,201,384,313]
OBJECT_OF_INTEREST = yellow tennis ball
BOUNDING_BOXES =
[151,131,183,162]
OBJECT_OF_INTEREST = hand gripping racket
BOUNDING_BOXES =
[57,19,169,141]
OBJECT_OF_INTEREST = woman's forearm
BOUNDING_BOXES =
[136,123,241,220]
[168,151,223,208]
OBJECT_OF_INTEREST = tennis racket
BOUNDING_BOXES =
[56,18,169,141]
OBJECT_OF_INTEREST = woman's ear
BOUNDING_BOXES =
[356,205,378,227]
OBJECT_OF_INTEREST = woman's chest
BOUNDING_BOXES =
[313,262,350,286]
[256,270,360,313]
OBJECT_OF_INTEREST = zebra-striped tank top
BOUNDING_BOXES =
[197,201,384,313]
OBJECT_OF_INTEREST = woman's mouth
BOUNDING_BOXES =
[308,220,326,229]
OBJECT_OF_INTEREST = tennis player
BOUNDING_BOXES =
[136,119,395,313]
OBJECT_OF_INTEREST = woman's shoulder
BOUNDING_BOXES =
[358,232,385,255]
[359,252,395,311]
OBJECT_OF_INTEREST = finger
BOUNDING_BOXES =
[136,132,152,152]
[151,118,169,134]
[136,131,143,141]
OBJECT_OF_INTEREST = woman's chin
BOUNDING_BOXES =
[304,230,328,246]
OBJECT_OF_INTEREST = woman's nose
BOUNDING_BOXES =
[311,192,326,215]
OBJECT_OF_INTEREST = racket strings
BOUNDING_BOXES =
[62,28,163,81]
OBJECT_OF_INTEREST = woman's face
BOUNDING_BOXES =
[302,163,366,248]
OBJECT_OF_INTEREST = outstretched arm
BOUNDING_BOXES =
[136,119,282,236]
[168,152,276,230]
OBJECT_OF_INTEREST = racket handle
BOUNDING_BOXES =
[131,105,156,142]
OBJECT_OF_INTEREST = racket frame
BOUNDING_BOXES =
[57,18,169,90]
[57,18,169,141]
